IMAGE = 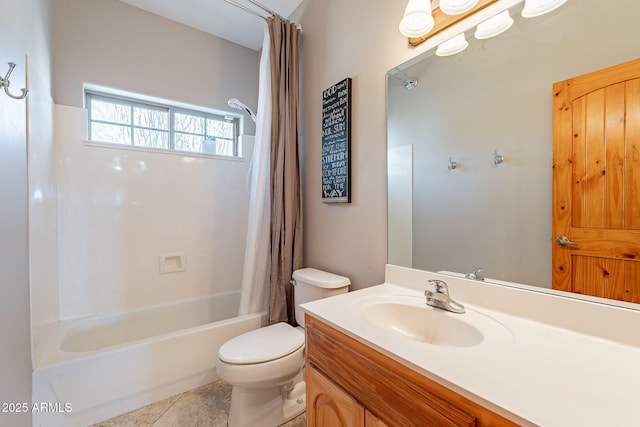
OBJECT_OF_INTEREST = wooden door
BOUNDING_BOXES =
[365,411,389,427]
[307,365,365,427]
[552,58,640,302]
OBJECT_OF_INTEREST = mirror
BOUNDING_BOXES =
[387,0,640,306]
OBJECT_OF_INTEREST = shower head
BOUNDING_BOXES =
[228,98,257,123]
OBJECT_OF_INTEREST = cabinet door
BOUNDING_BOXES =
[307,365,365,427]
[365,410,389,427]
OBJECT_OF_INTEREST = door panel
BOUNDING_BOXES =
[627,79,640,229]
[553,58,640,302]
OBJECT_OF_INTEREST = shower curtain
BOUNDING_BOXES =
[268,17,303,325]
[238,16,303,326]
[238,26,272,316]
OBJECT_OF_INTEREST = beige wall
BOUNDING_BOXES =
[298,0,434,289]
[52,0,260,135]
[0,0,52,424]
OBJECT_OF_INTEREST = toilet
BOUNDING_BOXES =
[217,268,350,427]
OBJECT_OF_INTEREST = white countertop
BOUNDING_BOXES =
[301,265,640,427]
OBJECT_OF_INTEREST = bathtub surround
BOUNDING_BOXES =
[34,104,262,423]
[54,105,252,319]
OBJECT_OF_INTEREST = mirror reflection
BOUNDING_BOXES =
[387,0,640,304]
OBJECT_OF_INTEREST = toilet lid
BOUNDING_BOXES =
[218,322,304,365]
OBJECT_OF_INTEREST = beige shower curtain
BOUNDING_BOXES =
[267,16,303,325]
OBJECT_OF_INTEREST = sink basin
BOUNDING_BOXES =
[360,301,483,347]
[353,294,513,348]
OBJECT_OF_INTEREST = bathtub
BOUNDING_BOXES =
[32,291,265,427]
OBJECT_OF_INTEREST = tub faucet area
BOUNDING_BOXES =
[424,279,465,314]
[465,266,484,281]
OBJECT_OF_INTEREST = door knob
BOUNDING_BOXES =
[556,236,578,247]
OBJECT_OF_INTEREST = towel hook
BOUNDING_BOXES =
[448,156,459,170]
[1,62,28,100]
[493,149,504,166]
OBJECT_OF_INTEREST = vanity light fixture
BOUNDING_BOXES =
[521,0,567,18]
[399,0,435,38]
[439,0,481,16]
[475,10,514,39]
[436,33,469,56]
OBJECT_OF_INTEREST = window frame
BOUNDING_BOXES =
[85,90,240,157]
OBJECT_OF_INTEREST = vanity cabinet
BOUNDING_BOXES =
[307,364,386,426]
[305,315,517,427]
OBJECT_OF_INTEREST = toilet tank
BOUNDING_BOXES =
[292,268,350,327]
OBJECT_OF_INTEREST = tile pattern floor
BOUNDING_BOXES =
[91,380,306,427]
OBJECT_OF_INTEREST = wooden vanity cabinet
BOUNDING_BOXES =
[305,315,518,427]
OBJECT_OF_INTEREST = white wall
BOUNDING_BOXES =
[50,0,260,319]
[29,17,58,326]
[0,0,52,425]
[298,0,437,289]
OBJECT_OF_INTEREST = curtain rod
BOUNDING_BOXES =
[247,0,276,17]
[223,0,277,20]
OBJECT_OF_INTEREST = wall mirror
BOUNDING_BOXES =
[387,0,640,309]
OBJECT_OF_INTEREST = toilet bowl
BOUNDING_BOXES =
[217,268,350,427]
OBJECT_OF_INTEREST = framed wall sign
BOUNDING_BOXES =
[321,77,352,203]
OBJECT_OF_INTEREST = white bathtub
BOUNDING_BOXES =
[32,291,265,427]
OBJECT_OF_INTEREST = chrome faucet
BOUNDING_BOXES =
[424,279,465,314]
[465,266,484,281]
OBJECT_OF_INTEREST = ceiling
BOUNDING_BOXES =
[119,0,304,51]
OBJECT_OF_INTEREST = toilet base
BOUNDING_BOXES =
[228,380,306,427]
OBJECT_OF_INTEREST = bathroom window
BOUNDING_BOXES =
[86,91,240,157]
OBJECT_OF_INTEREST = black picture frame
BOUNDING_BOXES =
[321,78,352,203]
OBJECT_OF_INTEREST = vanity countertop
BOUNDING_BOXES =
[301,265,640,427]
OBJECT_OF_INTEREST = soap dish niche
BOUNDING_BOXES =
[159,252,186,274]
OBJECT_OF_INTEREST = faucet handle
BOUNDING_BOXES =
[465,267,484,281]
[427,279,449,295]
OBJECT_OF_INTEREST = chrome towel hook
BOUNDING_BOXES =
[1,62,28,100]
[448,156,459,170]
[493,149,504,166]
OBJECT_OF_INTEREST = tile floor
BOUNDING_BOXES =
[91,380,306,427]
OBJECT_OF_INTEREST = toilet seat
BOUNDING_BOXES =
[219,322,304,365]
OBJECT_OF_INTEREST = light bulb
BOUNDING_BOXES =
[399,0,435,38]
[439,0,480,16]
[522,0,568,18]
[436,33,469,56]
